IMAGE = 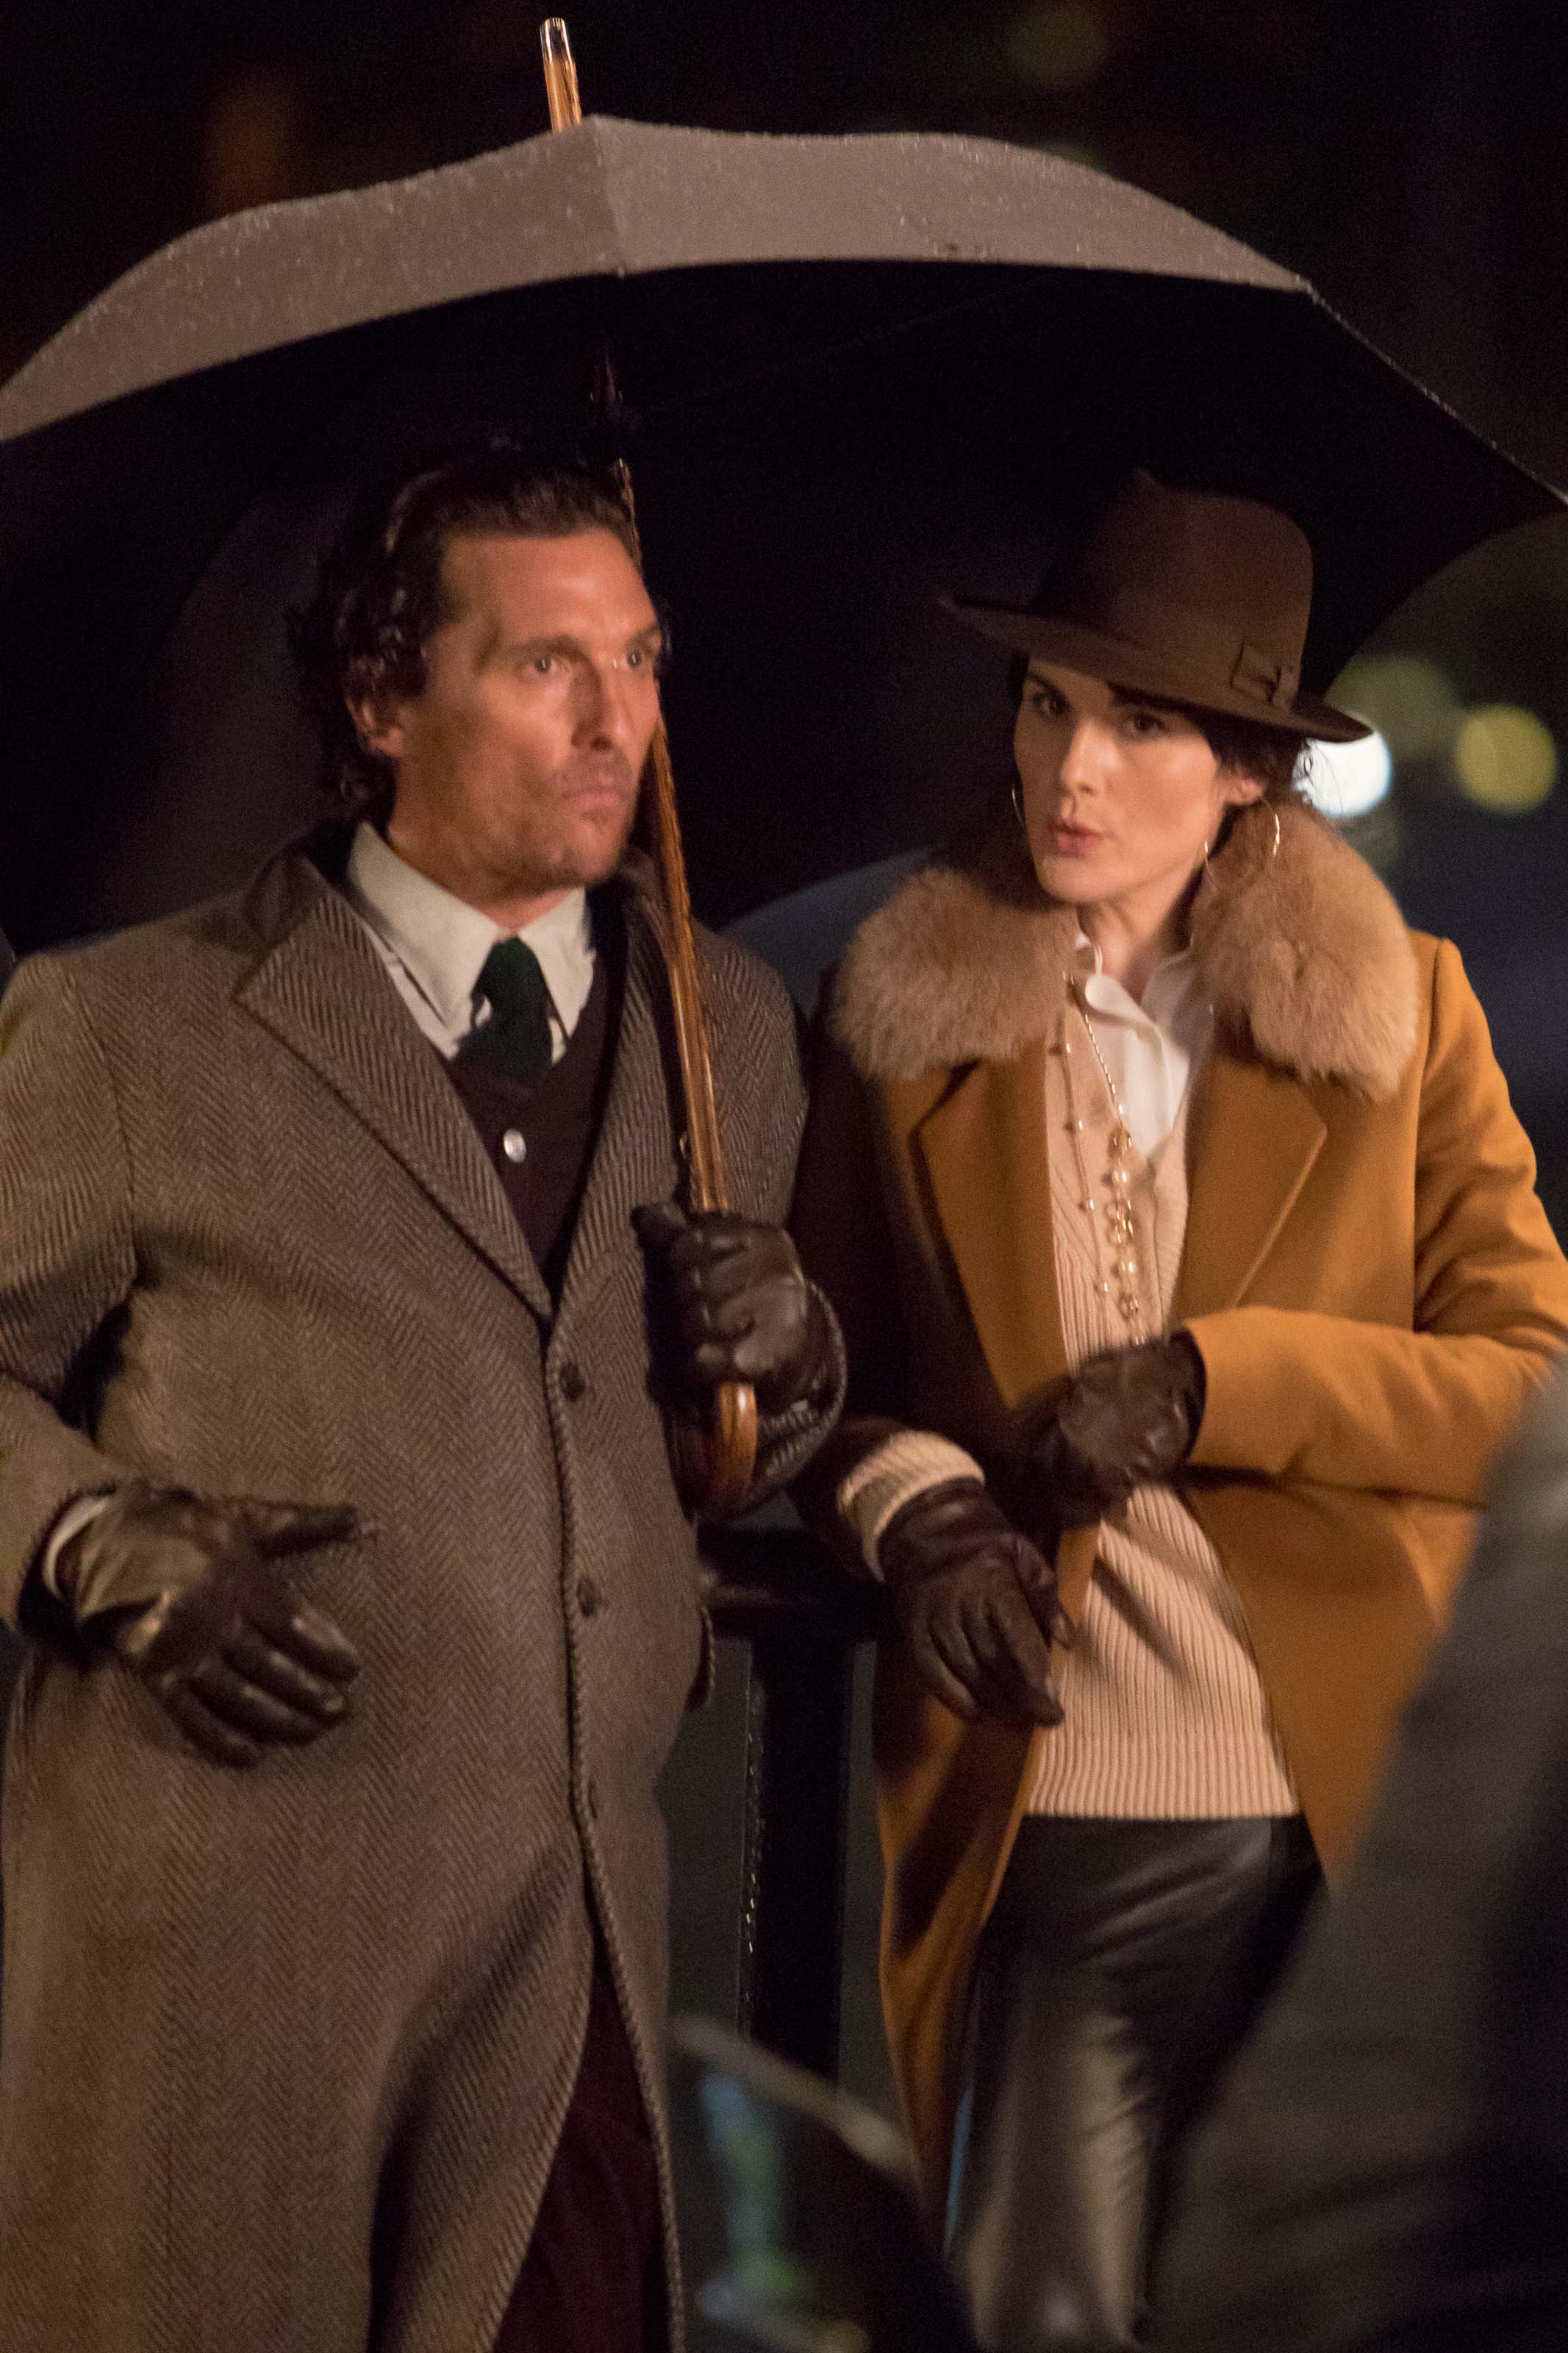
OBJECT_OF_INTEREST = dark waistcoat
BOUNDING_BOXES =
[443,899,624,1299]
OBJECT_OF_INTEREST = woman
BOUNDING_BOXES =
[790,471,1568,2352]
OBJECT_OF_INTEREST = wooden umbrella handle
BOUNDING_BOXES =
[540,18,759,1514]
[641,721,761,1515]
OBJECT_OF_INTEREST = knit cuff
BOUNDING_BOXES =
[837,1432,986,1577]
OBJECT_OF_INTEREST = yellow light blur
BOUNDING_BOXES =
[1453,705,1558,814]
[1331,654,1458,764]
[1006,3,1111,91]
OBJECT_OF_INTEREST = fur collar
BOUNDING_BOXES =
[831,798,1420,1101]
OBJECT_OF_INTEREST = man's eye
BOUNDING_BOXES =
[530,654,556,676]
[1123,710,1167,737]
[1029,688,1066,719]
[625,647,644,670]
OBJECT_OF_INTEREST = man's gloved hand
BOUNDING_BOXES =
[878,1477,1073,1727]
[632,1203,835,1413]
[53,1486,362,1769]
[1020,1332,1206,1532]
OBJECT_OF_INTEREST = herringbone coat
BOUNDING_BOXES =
[0,837,835,2353]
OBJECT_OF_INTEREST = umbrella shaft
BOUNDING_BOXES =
[645,721,727,1210]
[538,14,757,1511]
[541,20,582,131]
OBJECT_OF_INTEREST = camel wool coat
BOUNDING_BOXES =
[790,799,1568,2210]
[0,836,838,2353]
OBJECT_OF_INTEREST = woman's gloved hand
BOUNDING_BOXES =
[878,1477,1073,1726]
[1022,1332,1206,1531]
[53,1485,362,1768]
[633,1202,836,1413]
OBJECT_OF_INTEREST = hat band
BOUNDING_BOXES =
[1048,582,1303,712]
[1231,638,1301,710]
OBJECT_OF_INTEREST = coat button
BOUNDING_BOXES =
[501,1127,527,1164]
[576,1576,604,1618]
[559,1362,588,1402]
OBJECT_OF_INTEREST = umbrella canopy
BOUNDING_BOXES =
[0,115,1558,943]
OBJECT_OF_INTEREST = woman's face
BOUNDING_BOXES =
[1014,662,1264,913]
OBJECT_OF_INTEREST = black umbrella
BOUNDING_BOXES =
[0,113,1558,944]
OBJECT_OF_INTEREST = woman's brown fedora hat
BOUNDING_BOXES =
[946,469,1370,744]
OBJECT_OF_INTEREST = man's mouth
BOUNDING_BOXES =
[561,757,637,812]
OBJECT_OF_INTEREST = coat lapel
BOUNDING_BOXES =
[912,1039,1070,1409]
[236,871,554,1321]
[1174,1050,1327,1320]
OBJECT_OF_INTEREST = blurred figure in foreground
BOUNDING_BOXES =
[1163,1357,1568,2353]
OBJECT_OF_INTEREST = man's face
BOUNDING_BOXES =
[359,527,662,908]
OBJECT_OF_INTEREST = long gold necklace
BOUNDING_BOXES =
[1062,986,1148,1340]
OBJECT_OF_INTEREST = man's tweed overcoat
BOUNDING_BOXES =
[0,838,834,2353]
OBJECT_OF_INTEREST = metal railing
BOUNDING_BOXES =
[701,1524,882,2080]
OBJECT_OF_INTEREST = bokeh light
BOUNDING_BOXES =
[1452,705,1558,814]
[1300,729,1392,818]
[1329,654,1459,765]
[1005,3,1112,91]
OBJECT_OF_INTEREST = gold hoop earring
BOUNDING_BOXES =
[1267,804,1282,859]
[1012,778,1027,830]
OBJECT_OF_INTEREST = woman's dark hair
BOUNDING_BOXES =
[1008,653,1307,801]
[1160,697,1306,801]
[291,442,643,828]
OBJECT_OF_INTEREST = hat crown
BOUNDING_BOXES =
[1047,471,1313,695]
[945,468,1369,742]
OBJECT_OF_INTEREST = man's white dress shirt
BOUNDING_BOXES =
[343,820,596,1064]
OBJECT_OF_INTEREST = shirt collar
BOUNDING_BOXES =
[345,822,592,1032]
[1073,929,1202,1027]
[519,888,595,1035]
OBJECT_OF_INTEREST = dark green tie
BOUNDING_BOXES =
[462,938,554,1082]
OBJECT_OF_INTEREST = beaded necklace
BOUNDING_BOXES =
[1061,984,1148,1340]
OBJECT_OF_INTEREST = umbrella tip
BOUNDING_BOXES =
[540,19,583,133]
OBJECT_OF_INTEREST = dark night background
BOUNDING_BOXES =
[7,0,1568,2144]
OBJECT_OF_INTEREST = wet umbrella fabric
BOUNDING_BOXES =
[0,115,1560,946]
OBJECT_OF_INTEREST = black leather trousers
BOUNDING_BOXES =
[945,1814,1321,2353]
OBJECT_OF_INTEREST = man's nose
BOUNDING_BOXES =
[572,659,642,745]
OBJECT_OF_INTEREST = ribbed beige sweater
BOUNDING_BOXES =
[1023,1007,1297,1817]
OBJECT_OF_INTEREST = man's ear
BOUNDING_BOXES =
[349,690,405,764]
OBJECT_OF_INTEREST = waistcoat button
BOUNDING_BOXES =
[501,1127,527,1164]
[559,1362,588,1402]
[576,1576,604,1617]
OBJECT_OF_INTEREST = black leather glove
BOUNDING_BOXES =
[1021,1332,1206,1532]
[632,1203,835,1413]
[52,1485,362,1768]
[878,1477,1073,1727]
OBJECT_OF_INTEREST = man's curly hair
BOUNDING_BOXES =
[291,442,642,829]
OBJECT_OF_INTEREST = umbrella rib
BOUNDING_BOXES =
[629,262,1075,424]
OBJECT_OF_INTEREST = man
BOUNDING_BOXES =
[0,445,841,2353]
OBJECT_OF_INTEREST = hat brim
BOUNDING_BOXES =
[944,597,1372,745]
